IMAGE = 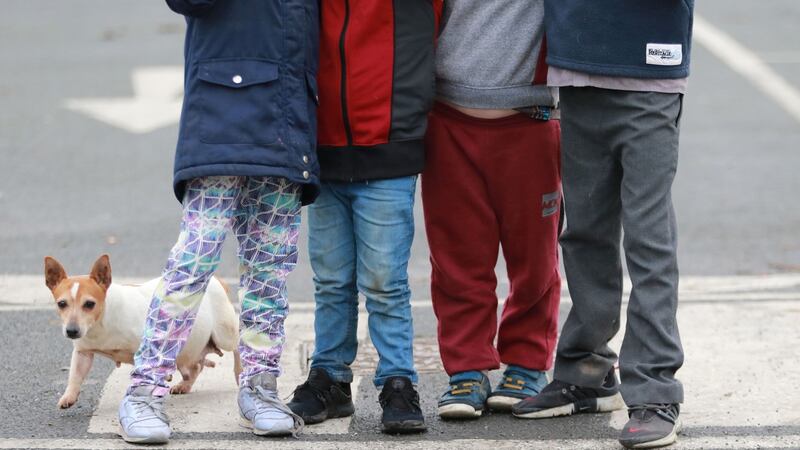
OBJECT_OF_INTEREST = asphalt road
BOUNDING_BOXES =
[1,1,799,449]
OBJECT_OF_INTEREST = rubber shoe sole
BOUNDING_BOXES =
[118,425,169,444]
[622,417,682,449]
[295,402,355,425]
[513,392,625,419]
[239,416,294,436]
[487,395,522,412]
[438,403,483,419]
[382,419,427,434]
[296,410,327,425]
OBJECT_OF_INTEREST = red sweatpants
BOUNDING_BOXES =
[422,101,562,375]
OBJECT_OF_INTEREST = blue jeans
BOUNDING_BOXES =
[308,176,418,388]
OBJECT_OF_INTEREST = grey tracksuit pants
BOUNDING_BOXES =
[555,87,685,406]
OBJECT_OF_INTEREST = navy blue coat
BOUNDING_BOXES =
[545,0,694,79]
[167,0,320,205]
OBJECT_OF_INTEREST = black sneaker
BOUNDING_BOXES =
[619,404,681,449]
[287,368,354,424]
[379,376,426,434]
[512,368,625,419]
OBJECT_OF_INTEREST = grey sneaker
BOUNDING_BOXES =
[239,372,304,436]
[512,368,624,419]
[619,404,682,449]
[118,385,171,444]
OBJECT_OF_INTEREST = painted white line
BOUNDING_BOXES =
[7,274,800,312]
[694,15,800,124]
[298,292,800,312]
[677,273,800,293]
[0,275,154,309]
[2,436,800,450]
[64,66,184,134]
[87,312,367,436]
[15,292,800,314]
[0,304,52,312]
[676,291,800,302]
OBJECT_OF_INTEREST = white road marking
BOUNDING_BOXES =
[4,274,800,312]
[1,436,799,449]
[0,304,52,312]
[87,312,366,436]
[64,66,183,134]
[5,293,800,313]
[694,15,800,124]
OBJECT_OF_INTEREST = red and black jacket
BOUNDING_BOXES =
[317,0,443,182]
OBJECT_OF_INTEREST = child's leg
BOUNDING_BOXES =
[617,91,683,406]
[555,87,625,388]
[492,118,562,371]
[350,176,418,388]
[307,183,359,383]
[233,176,302,385]
[130,176,242,394]
[421,103,503,375]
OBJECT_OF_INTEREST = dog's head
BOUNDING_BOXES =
[44,255,112,340]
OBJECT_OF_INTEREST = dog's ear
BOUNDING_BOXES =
[44,257,67,291]
[89,254,112,291]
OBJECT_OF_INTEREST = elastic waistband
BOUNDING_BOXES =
[432,101,553,127]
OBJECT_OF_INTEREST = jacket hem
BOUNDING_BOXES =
[317,140,425,182]
[173,164,320,206]
[547,55,690,79]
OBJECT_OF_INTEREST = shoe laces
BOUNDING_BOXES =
[253,386,305,437]
[629,404,679,425]
[540,379,575,396]
[128,393,169,424]
[291,377,330,404]
[379,383,420,411]
[539,379,593,403]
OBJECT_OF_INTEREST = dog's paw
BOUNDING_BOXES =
[170,383,192,395]
[57,393,78,409]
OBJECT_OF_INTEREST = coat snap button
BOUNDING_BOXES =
[232,75,243,84]
[302,171,310,179]
[302,155,309,164]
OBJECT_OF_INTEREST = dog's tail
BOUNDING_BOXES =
[214,277,238,308]
[207,276,239,353]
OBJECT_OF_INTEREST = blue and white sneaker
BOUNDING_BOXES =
[239,372,304,436]
[437,371,491,419]
[118,385,171,444]
[487,365,548,412]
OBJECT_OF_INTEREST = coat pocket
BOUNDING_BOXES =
[195,58,283,145]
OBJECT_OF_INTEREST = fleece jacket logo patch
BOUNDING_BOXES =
[646,43,683,66]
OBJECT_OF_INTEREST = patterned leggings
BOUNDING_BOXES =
[130,176,301,394]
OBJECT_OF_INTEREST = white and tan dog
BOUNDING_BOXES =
[44,255,241,409]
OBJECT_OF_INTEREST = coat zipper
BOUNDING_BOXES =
[339,0,353,146]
